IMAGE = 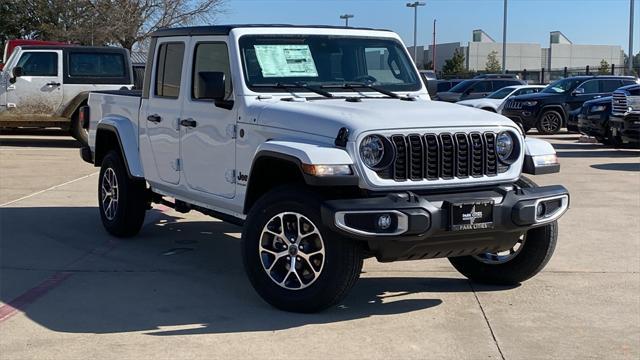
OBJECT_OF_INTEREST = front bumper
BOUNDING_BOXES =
[501,108,540,129]
[577,113,607,138]
[610,113,640,143]
[321,184,569,262]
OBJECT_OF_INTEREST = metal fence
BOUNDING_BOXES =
[438,64,639,85]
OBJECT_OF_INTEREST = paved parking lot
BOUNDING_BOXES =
[0,132,638,360]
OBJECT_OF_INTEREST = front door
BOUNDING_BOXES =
[4,50,63,117]
[142,39,189,185]
[180,39,236,199]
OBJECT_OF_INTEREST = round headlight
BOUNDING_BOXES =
[496,131,515,162]
[360,135,386,169]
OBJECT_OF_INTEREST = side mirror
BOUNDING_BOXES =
[9,66,23,83]
[194,71,226,100]
[572,87,584,96]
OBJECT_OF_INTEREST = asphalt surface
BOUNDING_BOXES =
[0,132,638,359]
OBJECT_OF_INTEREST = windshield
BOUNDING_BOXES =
[239,35,421,93]
[487,87,515,99]
[448,80,475,93]
[542,78,582,94]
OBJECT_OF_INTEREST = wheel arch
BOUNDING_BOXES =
[95,121,144,179]
[58,92,90,119]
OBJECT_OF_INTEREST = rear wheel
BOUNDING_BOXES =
[537,110,563,135]
[448,177,557,285]
[98,150,147,237]
[70,109,89,146]
[242,186,363,313]
[606,127,623,148]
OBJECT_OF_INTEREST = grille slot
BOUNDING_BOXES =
[612,92,628,114]
[377,131,503,181]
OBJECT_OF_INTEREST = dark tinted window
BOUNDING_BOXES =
[192,43,232,100]
[599,79,622,93]
[437,81,452,92]
[447,79,475,93]
[621,80,637,86]
[155,43,185,98]
[578,80,599,94]
[69,53,125,77]
[16,52,58,76]
[470,80,491,92]
[517,87,542,95]
[493,80,521,90]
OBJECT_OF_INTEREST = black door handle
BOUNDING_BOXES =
[180,118,197,128]
[147,114,161,123]
[46,82,61,87]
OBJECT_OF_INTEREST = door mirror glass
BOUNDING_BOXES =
[12,66,23,79]
[194,71,226,100]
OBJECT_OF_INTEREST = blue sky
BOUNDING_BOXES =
[221,0,639,54]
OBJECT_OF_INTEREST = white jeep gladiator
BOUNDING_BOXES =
[0,45,133,145]
[81,25,569,313]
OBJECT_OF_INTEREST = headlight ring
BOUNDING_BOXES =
[496,131,519,164]
[359,135,394,170]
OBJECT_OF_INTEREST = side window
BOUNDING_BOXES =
[621,80,636,86]
[69,52,125,77]
[155,43,185,98]
[599,80,622,93]
[491,80,512,91]
[16,52,58,76]
[192,42,232,100]
[578,80,599,94]
[471,81,491,92]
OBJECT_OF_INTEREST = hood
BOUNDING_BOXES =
[583,96,612,107]
[435,92,462,102]
[511,92,561,101]
[252,97,518,139]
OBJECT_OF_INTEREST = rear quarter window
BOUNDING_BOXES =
[69,53,125,77]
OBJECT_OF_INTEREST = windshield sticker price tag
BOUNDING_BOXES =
[254,44,318,78]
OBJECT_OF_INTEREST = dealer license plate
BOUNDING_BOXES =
[449,201,494,231]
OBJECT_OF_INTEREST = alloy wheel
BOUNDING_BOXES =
[540,113,561,133]
[473,234,526,264]
[259,212,325,290]
[101,167,119,220]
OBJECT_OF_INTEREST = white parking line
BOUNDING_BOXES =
[0,172,99,207]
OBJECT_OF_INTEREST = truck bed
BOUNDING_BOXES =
[87,91,142,153]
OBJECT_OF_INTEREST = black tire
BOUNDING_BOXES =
[241,186,363,313]
[606,127,623,148]
[448,176,557,285]
[98,150,147,237]
[70,108,89,147]
[536,110,563,135]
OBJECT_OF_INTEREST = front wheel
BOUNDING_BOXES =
[448,177,557,285]
[241,186,363,313]
[98,150,147,237]
[537,110,563,135]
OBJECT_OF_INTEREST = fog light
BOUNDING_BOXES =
[377,214,392,230]
[536,203,546,218]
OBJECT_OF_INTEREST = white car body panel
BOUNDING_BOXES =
[457,85,546,112]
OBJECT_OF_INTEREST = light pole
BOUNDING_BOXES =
[502,0,507,73]
[340,14,354,27]
[406,2,426,63]
[629,0,635,74]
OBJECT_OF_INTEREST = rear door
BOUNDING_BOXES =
[141,39,189,185]
[180,39,236,199]
[5,50,63,116]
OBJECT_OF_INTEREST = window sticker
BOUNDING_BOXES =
[254,44,318,78]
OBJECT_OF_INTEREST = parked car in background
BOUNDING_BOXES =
[575,96,615,144]
[1,39,66,70]
[458,85,544,112]
[432,79,465,98]
[419,70,437,97]
[436,77,526,103]
[609,84,640,147]
[501,76,638,134]
[474,73,520,79]
[0,45,133,145]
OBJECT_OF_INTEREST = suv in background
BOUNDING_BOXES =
[436,77,526,102]
[574,96,615,144]
[474,74,519,79]
[502,76,638,134]
[609,84,640,147]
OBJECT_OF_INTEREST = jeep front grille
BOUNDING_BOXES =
[379,132,501,181]
[612,92,628,114]
[505,100,522,110]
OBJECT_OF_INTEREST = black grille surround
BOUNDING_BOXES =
[376,132,509,182]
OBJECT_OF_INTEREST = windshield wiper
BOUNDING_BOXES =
[252,82,334,98]
[321,82,401,99]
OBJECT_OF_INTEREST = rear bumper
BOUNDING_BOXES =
[321,184,569,262]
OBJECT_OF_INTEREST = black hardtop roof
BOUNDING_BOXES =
[151,24,393,37]
[17,45,129,53]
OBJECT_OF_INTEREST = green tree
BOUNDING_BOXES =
[442,48,466,76]
[485,50,501,73]
[598,59,610,75]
